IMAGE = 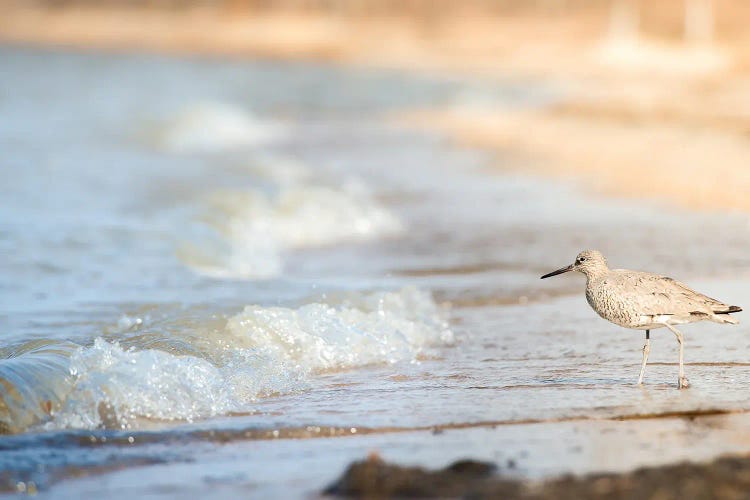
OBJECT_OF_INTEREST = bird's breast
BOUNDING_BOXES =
[585,280,642,329]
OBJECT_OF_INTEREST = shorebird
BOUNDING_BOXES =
[541,250,742,389]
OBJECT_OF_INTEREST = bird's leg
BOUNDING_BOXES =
[637,330,650,385]
[664,324,689,389]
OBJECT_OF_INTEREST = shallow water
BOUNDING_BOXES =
[2,47,750,495]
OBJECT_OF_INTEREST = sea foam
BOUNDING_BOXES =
[179,180,403,279]
[38,288,451,431]
[225,286,453,370]
[157,102,286,153]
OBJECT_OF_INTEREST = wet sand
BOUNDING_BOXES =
[33,411,750,498]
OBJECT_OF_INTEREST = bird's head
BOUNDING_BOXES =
[540,249,608,279]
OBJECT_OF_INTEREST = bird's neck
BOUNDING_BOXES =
[584,267,609,284]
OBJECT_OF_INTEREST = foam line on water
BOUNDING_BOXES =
[178,174,404,279]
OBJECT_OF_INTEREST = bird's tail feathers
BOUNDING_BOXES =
[714,305,743,314]
[710,305,742,324]
[710,313,740,325]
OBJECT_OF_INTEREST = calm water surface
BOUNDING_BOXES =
[2,47,750,496]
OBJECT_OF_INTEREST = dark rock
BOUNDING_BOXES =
[324,455,518,498]
[324,454,750,499]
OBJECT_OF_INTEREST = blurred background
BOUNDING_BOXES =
[3,0,750,209]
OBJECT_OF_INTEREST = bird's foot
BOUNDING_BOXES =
[678,376,690,389]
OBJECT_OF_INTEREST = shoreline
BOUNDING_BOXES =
[36,410,750,496]
[0,6,608,75]
[5,6,750,213]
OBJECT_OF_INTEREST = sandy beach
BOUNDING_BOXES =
[398,102,750,212]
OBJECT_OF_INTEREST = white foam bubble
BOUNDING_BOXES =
[158,102,286,153]
[181,183,403,279]
[225,287,453,370]
[42,288,451,431]
[265,185,403,247]
[47,338,233,430]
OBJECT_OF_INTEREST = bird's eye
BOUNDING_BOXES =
[579,257,586,262]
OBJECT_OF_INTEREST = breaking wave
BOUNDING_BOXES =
[178,179,404,279]
[0,288,452,433]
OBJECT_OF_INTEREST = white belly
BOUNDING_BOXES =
[637,314,689,330]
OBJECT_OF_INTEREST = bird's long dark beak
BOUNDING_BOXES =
[540,264,574,279]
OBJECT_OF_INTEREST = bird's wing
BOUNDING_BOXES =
[610,270,729,317]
